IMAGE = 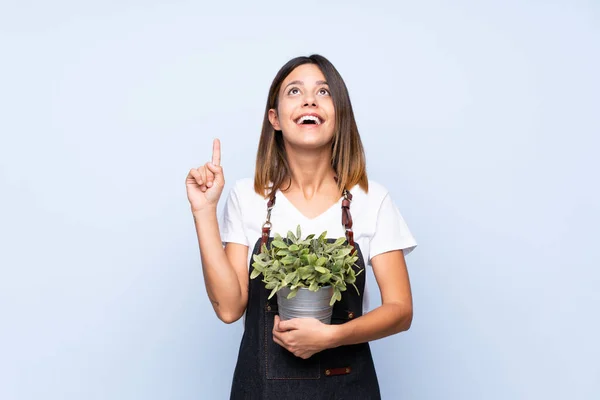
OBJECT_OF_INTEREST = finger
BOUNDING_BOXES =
[273,328,292,345]
[204,162,215,187]
[196,167,208,191]
[189,168,204,186]
[272,335,286,349]
[273,315,281,331]
[272,324,284,341]
[278,319,299,331]
[212,138,221,166]
[206,162,223,180]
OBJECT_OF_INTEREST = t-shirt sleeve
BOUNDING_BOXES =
[369,193,417,260]
[220,182,249,246]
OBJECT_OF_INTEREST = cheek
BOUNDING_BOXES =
[279,107,297,127]
[324,100,335,120]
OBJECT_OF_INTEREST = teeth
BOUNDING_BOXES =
[297,115,321,125]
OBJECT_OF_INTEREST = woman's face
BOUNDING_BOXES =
[268,64,335,150]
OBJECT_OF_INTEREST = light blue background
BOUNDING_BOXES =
[1,1,599,399]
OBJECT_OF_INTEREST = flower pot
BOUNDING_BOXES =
[277,286,334,324]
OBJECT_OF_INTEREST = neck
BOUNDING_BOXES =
[283,143,336,197]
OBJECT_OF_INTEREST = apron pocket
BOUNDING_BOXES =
[264,306,321,380]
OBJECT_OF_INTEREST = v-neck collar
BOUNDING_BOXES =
[275,189,344,221]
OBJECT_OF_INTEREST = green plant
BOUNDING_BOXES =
[251,225,363,306]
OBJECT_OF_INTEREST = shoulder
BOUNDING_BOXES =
[225,178,268,212]
[229,177,255,196]
[351,179,390,209]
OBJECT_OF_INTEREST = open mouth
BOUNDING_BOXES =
[295,115,323,125]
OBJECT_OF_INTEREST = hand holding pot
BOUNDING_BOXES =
[272,315,335,359]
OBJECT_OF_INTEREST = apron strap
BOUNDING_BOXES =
[341,189,356,250]
[260,194,276,248]
[261,180,356,250]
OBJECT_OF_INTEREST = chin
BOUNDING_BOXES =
[283,129,334,149]
[287,138,333,151]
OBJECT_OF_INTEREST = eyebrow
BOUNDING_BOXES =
[284,80,329,90]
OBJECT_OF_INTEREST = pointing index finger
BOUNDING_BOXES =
[212,138,221,166]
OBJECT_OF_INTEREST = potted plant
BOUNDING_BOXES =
[251,225,363,324]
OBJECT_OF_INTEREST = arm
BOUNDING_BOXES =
[326,249,413,347]
[273,249,413,358]
[193,208,249,324]
[186,138,249,324]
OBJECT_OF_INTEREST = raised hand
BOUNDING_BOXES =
[186,138,225,213]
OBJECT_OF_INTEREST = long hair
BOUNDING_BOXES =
[254,54,368,198]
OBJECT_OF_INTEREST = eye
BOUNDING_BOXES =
[318,88,330,96]
[287,87,301,95]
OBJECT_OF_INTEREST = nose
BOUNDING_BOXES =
[302,92,317,107]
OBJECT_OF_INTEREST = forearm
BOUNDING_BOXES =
[193,207,244,323]
[328,302,413,347]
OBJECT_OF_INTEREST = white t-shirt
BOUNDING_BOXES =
[220,178,417,314]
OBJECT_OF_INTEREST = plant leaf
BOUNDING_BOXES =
[329,288,342,306]
[335,248,352,258]
[280,256,296,265]
[252,254,266,264]
[283,271,297,286]
[287,288,299,299]
[250,268,261,279]
[265,281,277,289]
[272,240,288,249]
[314,266,328,274]
[316,257,327,267]
[268,285,279,299]
[287,230,296,243]
[251,263,264,272]
[298,267,311,279]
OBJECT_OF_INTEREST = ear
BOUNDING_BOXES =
[268,108,281,131]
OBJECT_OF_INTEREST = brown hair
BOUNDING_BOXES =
[254,54,368,198]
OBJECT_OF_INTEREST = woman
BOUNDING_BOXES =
[186,54,417,399]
